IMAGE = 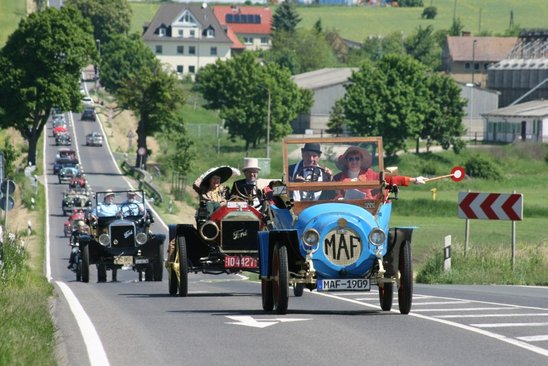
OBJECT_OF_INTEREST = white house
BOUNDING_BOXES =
[142,3,233,77]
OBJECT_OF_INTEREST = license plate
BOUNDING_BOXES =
[224,255,258,269]
[114,256,133,266]
[317,278,371,291]
[135,258,149,264]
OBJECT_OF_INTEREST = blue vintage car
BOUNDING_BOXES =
[259,137,415,315]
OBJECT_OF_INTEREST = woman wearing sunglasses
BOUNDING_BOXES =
[333,146,426,199]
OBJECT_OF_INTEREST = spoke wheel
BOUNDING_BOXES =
[168,241,178,295]
[397,241,413,314]
[272,244,289,314]
[81,245,89,283]
[261,279,274,311]
[378,282,393,311]
[177,236,189,297]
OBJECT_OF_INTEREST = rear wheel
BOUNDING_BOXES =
[177,236,189,297]
[75,256,82,282]
[272,244,289,314]
[293,283,305,297]
[81,245,89,283]
[378,282,393,311]
[97,264,107,283]
[261,279,274,311]
[398,241,413,314]
[111,269,117,282]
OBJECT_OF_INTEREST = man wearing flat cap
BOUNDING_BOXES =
[288,143,333,201]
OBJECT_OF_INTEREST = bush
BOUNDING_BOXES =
[398,0,424,7]
[464,155,503,181]
[420,160,438,175]
[421,6,437,19]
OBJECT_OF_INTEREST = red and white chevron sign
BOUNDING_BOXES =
[458,192,523,221]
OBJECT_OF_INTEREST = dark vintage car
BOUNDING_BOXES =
[81,107,96,122]
[62,189,92,216]
[258,137,426,315]
[85,131,103,146]
[165,165,268,296]
[55,132,72,146]
[53,149,78,175]
[58,165,82,184]
[78,190,165,283]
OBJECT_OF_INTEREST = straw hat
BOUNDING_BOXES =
[335,146,373,171]
[104,189,115,197]
[193,166,241,193]
[242,157,261,172]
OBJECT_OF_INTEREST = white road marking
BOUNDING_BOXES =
[225,315,310,328]
[412,300,471,306]
[517,335,548,342]
[471,322,548,328]
[436,313,548,319]
[411,307,514,312]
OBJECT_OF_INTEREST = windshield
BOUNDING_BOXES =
[283,137,385,214]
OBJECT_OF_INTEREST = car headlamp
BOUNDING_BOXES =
[302,229,320,248]
[136,232,147,245]
[98,234,110,246]
[368,228,386,247]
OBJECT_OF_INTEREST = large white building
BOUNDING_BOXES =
[142,3,233,77]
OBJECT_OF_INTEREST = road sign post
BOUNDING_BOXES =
[458,191,523,269]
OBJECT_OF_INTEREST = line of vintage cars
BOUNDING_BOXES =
[166,137,427,315]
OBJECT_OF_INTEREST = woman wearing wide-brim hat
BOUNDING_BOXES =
[193,166,240,203]
[333,146,426,199]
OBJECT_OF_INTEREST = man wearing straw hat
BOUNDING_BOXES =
[90,190,119,218]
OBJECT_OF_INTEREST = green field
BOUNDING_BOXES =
[0,0,26,46]
[128,0,548,42]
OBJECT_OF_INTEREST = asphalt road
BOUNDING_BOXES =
[47,106,548,366]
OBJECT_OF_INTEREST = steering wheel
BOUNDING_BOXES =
[294,166,326,201]
[228,196,246,202]
[119,202,141,217]
[294,166,326,182]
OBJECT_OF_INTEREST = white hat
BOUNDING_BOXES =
[242,157,261,172]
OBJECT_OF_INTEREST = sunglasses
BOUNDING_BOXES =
[346,156,361,162]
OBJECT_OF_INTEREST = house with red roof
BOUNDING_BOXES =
[213,5,272,52]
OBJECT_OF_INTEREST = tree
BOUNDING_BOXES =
[404,25,441,71]
[65,0,132,45]
[272,1,301,34]
[100,34,186,167]
[339,55,430,157]
[420,73,466,153]
[421,6,437,19]
[158,115,194,179]
[356,32,405,63]
[195,52,312,152]
[326,100,346,137]
[449,17,464,36]
[0,7,96,165]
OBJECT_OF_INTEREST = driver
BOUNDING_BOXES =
[230,157,263,207]
[90,190,119,218]
[120,191,145,216]
[288,143,332,201]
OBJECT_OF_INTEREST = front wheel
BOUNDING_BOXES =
[272,244,289,314]
[397,241,413,314]
[97,264,107,283]
[81,245,89,283]
[293,283,304,297]
[378,282,393,311]
[177,236,189,297]
[153,244,164,281]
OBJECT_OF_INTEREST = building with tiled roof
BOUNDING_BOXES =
[442,36,517,87]
[213,5,272,52]
[142,3,233,78]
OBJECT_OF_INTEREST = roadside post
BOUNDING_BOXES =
[457,191,523,270]
[444,235,451,272]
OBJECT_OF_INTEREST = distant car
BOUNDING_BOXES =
[85,132,103,146]
[62,191,92,216]
[53,125,68,137]
[58,166,82,184]
[82,96,94,107]
[52,116,66,129]
[81,107,96,122]
[55,133,72,146]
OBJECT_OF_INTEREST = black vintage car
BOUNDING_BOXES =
[55,133,72,146]
[62,189,92,216]
[81,107,96,121]
[78,190,165,283]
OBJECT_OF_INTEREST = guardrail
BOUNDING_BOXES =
[120,160,163,204]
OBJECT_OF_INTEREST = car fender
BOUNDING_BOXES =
[259,230,301,278]
[384,227,415,277]
[169,223,209,266]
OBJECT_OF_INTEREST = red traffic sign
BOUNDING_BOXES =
[458,192,523,221]
[451,166,465,182]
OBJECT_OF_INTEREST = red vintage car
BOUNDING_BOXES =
[53,125,68,137]
[64,210,88,237]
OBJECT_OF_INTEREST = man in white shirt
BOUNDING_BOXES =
[91,190,119,218]
[120,191,145,216]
